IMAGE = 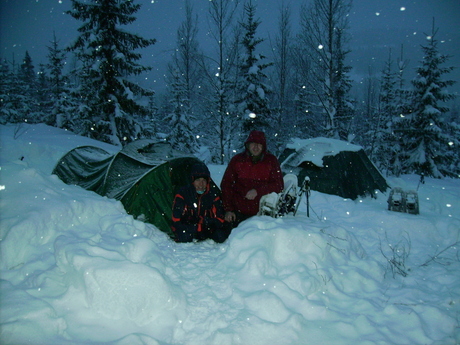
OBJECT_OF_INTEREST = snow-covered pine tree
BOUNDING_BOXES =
[387,45,412,176]
[163,1,205,154]
[69,56,99,137]
[0,58,18,124]
[17,51,40,123]
[236,0,272,136]
[293,84,321,138]
[46,33,75,129]
[66,0,156,146]
[19,51,36,90]
[371,51,399,174]
[446,105,460,176]
[3,56,34,125]
[36,64,52,124]
[165,69,198,154]
[138,93,158,138]
[397,22,457,178]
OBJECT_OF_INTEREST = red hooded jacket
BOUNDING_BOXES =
[220,130,284,217]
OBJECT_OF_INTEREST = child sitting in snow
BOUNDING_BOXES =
[171,163,231,243]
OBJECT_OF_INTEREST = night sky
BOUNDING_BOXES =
[1,0,459,96]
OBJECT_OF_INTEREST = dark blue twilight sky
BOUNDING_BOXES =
[1,0,459,96]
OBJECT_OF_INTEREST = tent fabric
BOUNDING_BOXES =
[52,146,114,193]
[279,138,389,200]
[52,140,209,238]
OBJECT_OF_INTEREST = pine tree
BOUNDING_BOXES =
[236,1,272,135]
[0,59,14,124]
[165,69,198,154]
[371,51,399,173]
[139,94,159,137]
[66,0,156,146]
[293,84,320,138]
[36,64,52,123]
[398,23,457,178]
[19,51,36,87]
[18,51,39,123]
[46,33,75,129]
[387,45,412,176]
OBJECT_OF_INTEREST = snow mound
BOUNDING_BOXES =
[1,124,459,345]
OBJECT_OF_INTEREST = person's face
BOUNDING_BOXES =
[193,177,208,193]
[248,142,263,157]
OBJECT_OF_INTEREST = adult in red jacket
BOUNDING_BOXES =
[172,163,229,243]
[221,130,284,226]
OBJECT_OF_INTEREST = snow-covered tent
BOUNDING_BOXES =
[52,140,214,238]
[279,138,389,200]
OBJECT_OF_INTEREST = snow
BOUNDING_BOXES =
[1,124,460,345]
[285,137,362,167]
[249,65,259,75]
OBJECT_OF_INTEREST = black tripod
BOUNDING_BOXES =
[294,176,310,217]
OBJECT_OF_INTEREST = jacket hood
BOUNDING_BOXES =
[245,130,267,152]
[190,163,210,182]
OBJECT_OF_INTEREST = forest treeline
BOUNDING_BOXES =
[1,0,458,178]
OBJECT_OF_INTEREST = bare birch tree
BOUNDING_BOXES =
[269,2,296,153]
[205,0,241,163]
[298,0,353,140]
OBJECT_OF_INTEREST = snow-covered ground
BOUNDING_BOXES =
[1,124,459,345]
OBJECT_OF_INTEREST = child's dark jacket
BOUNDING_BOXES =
[172,182,225,243]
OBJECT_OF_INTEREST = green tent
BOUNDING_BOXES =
[52,139,212,238]
[279,138,389,200]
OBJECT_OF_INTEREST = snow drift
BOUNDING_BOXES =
[1,124,459,345]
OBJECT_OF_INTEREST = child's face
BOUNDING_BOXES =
[193,177,207,194]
